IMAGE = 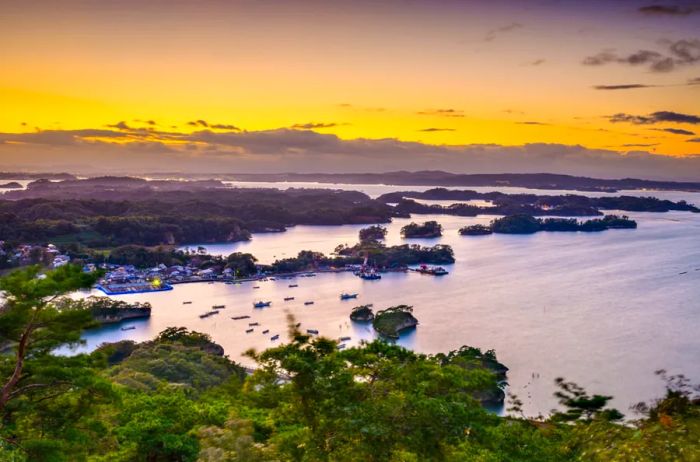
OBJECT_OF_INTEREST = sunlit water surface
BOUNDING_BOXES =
[64,184,700,417]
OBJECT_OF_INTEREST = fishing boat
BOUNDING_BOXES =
[414,264,449,276]
[212,304,226,309]
[262,329,269,334]
[304,301,314,305]
[284,297,295,301]
[253,301,271,308]
[253,286,260,289]
[271,334,280,341]
[246,328,254,333]
[249,322,260,326]
[289,284,298,288]
[337,344,346,350]
[356,269,381,280]
[182,301,192,305]
[199,311,219,319]
[121,326,136,331]
[340,293,358,300]
[339,336,351,341]
[231,315,251,320]
[306,329,319,335]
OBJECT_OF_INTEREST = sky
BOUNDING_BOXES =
[1,0,700,179]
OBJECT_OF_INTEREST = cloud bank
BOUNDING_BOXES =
[1,125,699,181]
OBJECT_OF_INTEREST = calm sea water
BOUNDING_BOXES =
[64,183,700,417]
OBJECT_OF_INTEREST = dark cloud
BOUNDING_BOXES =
[593,84,656,90]
[583,39,700,72]
[417,108,464,118]
[688,137,700,142]
[418,128,455,132]
[484,22,522,42]
[639,4,698,15]
[527,59,546,66]
[0,129,129,146]
[689,77,700,84]
[187,120,238,130]
[291,122,338,130]
[107,121,132,130]
[622,143,660,147]
[653,128,696,135]
[517,121,550,126]
[609,111,700,124]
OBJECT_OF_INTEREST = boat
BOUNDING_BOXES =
[271,334,280,341]
[121,326,136,331]
[339,336,351,341]
[182,301,192,305]
[284,297,295,301]
[262,329,269,334]
[337,343,346,350]
[414,264,449,276]
[304,301,314,305]
[224,281,233,285]
[249,322,260,326]
[289,284,298,288]
[357,270,381,280]
[253,301,272,308]
[212,304,226,309]
[231,315,251,320]
[295,322,301,327]
[340,293,358,300]
[246,328,254,333]
[253,286,260,289]
[306,329,319,335]
[199,311,220,319]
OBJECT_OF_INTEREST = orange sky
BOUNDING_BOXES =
[1,0,699,175]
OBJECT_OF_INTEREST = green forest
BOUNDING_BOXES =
[0,266,698,461]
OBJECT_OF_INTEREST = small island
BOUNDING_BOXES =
[458,224,493,236]
[0,181,22,189]
[359,225,388,243]
[372,305,418,339]
[460,214,637,235]
[401,220,443,238]
[64,296,152,324]
[349,304,375,322]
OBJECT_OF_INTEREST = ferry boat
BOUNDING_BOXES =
[414,264,449,276]
[340,293,358,300]
[284,297,295,301]
[304,301,314,305]
[253,301,272,308]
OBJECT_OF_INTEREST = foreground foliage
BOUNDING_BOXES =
[0,267,698,461]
